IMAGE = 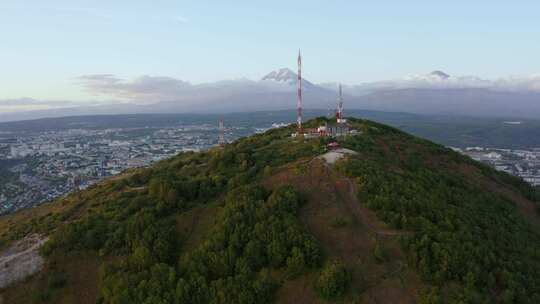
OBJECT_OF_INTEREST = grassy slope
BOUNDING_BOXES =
[0,117,539,303]
[265,160,425,303]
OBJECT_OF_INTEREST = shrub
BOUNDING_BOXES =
[373,239,385,263]
[32,289,51,303]
[314,260,351,300]
[47,271,67,289]
[330,216,351,228]
[418,287,441,304]
[286,247,306,278]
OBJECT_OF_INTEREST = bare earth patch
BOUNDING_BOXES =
[0,234,48,289]
[317,148,358,164]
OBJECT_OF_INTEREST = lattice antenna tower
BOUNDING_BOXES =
[296,50,303,133]
[337,83,344,122]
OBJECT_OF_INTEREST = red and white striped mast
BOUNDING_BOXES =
[296,50,303,133]
[337,83,343,122]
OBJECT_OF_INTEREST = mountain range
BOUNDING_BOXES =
[2,70,540,122]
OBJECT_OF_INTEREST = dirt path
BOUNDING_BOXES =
[314,158,406,238]
[0,234,48,289]
[270,157,419,303]
[344,177,407,238]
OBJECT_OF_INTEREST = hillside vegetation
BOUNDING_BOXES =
[0,117,539,304]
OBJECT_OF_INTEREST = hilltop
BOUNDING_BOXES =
[0,117,539,303]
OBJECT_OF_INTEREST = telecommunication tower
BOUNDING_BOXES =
[336,83,343,122]
[336,84,346,124]
[296,50,303,133]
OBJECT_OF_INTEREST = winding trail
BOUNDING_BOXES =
[313,155,407,238]
[268,153,420,303]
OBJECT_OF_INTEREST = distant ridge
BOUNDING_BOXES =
[3,70,540,122]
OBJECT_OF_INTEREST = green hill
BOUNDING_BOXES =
[1,117,539,304]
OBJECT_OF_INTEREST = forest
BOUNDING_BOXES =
[337,120,540,302]
[1,117,539,303]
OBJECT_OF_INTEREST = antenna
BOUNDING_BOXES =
[297,50,302,133]
[218,118,225,147]
[337,83,344,123]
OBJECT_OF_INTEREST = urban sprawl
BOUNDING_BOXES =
[0,123,266,214]
[457,147,540,186]
[0,123,539,215]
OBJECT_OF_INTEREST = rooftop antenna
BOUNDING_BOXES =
[218,118,225,147]
[297,50,303,133]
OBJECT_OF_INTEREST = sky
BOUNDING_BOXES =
[1,0,540,107]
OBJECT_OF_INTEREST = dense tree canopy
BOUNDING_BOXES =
[4,117,540,303]
[338,119,540,303]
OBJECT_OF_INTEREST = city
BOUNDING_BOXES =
[3,2,540,303]
[0,121,274,215]
[459,146,540,186]
[1,116,539,216]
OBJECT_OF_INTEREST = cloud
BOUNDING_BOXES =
[0,98,75,107]
[175,16,189,24]
[77,74,193,103]
[0,98,117,114]
[492,74,540,92]
[55,7,111,20]
[410,74,540,92]
[340,72,540,95]
[77,71,540,104]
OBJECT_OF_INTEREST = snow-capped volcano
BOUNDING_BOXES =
[260,68,319,92]
[406,70,452,82]
[261,68,297,83]
[429,70,450,80]
[403,71,493,89]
